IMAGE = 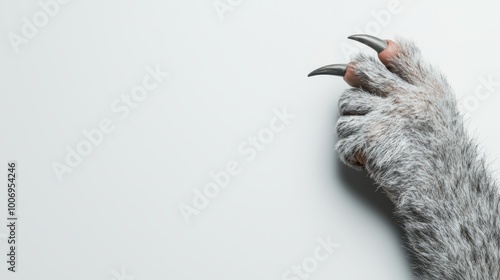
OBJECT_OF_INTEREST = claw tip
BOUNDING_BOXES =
[308,64,347,78]
[347,34,387,53]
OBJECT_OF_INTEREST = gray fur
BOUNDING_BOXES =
[336,36,500,279]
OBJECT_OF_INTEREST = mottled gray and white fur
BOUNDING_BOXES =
[336,36,500,279]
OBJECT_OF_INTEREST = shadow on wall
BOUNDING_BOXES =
[335,159,394,218]
[334,157,421,276]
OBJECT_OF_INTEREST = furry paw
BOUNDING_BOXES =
[311,35,500,279]
[334,36,462,191]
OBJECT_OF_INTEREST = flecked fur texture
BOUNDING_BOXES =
[336,36,500,279]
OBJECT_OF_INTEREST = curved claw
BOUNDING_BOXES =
[308,64,347,77]
[348,34,387,53]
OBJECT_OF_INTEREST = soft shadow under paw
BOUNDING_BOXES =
[334,157,421,275]
[335,157,395,218]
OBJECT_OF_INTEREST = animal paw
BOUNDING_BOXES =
[311,35,464,191]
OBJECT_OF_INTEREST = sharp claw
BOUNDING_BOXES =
[308,64,347,77]
[348,34,387,53]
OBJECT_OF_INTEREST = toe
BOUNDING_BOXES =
[385,37,448,88]
[347,35,448,90]
[336,116,365,139]
[378,39,399,67]
[336,135,366,170]
[338,88,383,116]
[345,53,410,96]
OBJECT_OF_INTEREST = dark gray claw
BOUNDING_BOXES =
[308,64,347,77]
[348,34,387,53]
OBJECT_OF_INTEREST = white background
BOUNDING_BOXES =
[1,0,500,279]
